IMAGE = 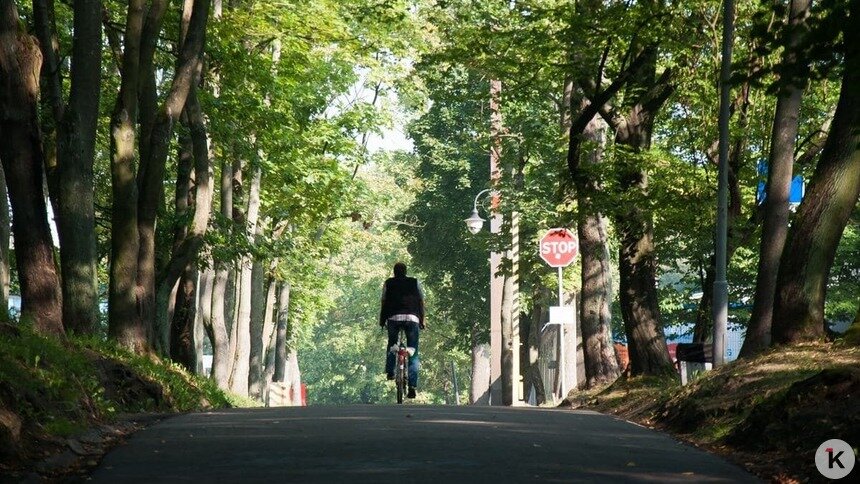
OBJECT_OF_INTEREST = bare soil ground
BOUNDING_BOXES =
[567,342,860,483]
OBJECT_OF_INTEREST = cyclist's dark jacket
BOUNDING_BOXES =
[380,276,424,324]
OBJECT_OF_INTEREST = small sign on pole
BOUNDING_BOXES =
[539,228,578,400]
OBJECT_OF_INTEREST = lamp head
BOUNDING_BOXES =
[464,209,485,234]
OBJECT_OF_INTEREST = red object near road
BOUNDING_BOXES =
[539,228,578,267]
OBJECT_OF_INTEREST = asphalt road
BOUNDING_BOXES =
[87,405,759,483]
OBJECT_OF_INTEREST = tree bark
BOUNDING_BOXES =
[741,0,812,357]
[261,274,278,396]
[772,11,860,343]
[52,0,102,335]
[168,122,196,370]
[0,1,63,336]
[248,254,267,400]
[273,282,291,382]
[31,0,61,214]
[210,263,232,388]
[108,0,146,351]
[229,165,260,396]
[209,155,233,389]
[198,264,215,375]
[602,54,674,376]
[138,0,209,353]
[170,265,198,371]
[575,109,620,387]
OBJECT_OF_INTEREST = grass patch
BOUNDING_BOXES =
[0,322,255,472]
[573,342,860,482]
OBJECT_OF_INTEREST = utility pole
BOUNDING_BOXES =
[714,0,734,367]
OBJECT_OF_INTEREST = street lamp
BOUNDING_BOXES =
[464,188,492,234]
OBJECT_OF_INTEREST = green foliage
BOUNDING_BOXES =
[0,324,246,440]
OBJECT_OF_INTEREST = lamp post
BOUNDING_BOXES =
[464,188,503,405]
[464,189,492,235]
[464,187,521,406]
[714,0,734,367]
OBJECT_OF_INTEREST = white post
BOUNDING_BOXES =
[571,296,578,391]
[558,266,566,398]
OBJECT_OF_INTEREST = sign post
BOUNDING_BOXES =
[539,228,578,398]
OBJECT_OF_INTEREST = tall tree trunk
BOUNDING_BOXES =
[210,155,233,389]
[741,0,812,357]
[31,0,61,215]
[108,0,146,351]
[0,165,9,321]
[248,253,267,400]
[576,110,620,387]
[772,12,860,343]
[606,55,674,376]
[210,264,232,388]
[168,123,196,370]
[54,0,102,335]
[229,165,260,396]
[567,48,666,376]
[0,1,63,336]
[273,282,291,382]
[139,0,209,353]
[170,264,198,371]
[261,274,278,398]
[199,265,215,376]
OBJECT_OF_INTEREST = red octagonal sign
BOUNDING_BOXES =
[539,228,578,267]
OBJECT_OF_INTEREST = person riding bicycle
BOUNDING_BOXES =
[380,262,425,399]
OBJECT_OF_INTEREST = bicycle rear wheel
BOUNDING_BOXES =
[395,355,406,404]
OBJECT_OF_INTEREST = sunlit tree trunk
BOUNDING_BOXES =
[742,0,812,357]
[108,0,146,350]
[32,0,102,335]
[140,0,209,353]
[603,52,674,376]
[273,282,291,382]
[210,155,233,389]
[199,265,215,374]
[772,14,860,343]
[0,0,63,336]
[248,250,267,400]
[261,275,278,400]
[229,165,260,396]
[575,109,620,387]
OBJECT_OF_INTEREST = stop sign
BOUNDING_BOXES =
[539,228,578,267]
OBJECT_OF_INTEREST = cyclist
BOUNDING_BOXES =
[379,262,425,399]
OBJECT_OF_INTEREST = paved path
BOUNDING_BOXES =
[87,405,758,483]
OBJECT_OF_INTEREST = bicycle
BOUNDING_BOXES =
[389,327,415,404]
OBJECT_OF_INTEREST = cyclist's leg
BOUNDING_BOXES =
[405,321,420,388]
[385,320,399,377]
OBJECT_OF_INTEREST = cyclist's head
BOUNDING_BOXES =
[393,262,407,277]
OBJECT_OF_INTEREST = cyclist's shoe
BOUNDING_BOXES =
[407,386,416,398]
[386,372,394,380]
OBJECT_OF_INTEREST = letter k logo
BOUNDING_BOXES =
[816,440,855,479]
[827,448,845,469]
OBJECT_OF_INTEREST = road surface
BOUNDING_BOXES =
[88,405,758,483]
